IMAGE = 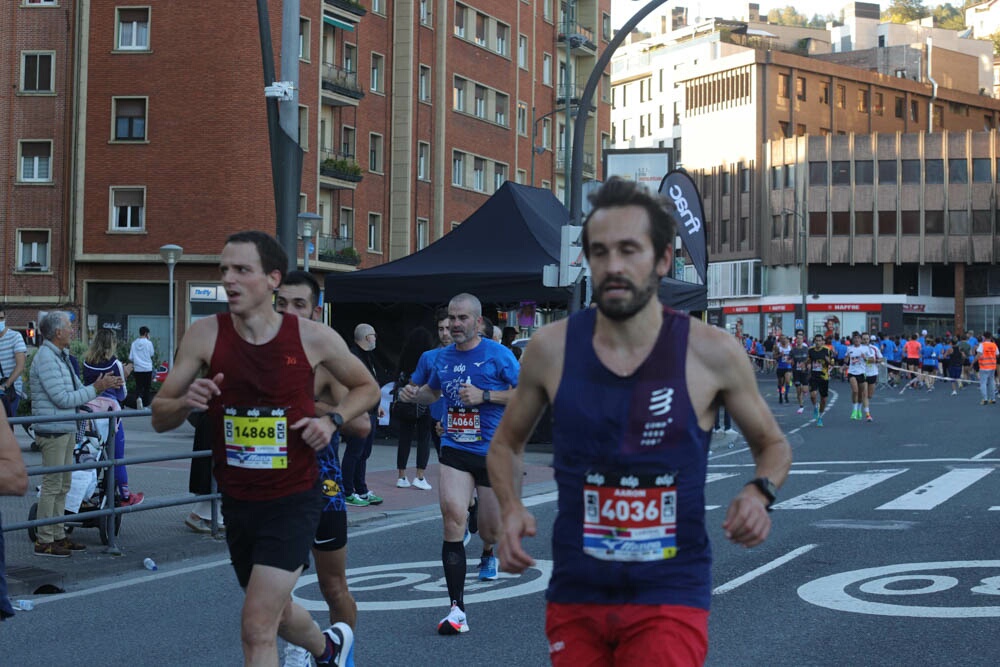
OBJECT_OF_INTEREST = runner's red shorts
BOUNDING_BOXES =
[546,601,709,666]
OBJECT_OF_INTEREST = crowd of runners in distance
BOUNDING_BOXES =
[734,328,1000,424]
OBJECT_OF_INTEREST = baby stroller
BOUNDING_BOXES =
[27,400,124,546]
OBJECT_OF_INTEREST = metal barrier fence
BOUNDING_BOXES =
[3,409,221,556]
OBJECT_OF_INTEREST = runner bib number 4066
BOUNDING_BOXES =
[223,406,289,469]
[446,407,481,443]
[582,470,678,563]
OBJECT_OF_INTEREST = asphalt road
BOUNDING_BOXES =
[4,376,999,666]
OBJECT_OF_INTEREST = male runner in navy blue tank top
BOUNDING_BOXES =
[152,232,380,666]
[488,178,792,666]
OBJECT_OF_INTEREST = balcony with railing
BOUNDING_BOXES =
[319,148,363,188]
[557,21,597,53]
[316,233,361,266]
[321,63,364,104]
[556,83,582,106]
[324,0,366,18]
[555,151,595,176]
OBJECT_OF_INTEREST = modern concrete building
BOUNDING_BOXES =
[1,0,611,348]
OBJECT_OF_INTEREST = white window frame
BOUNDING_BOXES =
[518,34,528,69]
[473,157,486,192]
[116,7,150,51]
[419,65,431,102]
[298,105,309,150]
[542,53,552,86]
[495,92,508,126]
[516,168,527,184]
[496,22,509,56]
[21,51,55,93]
[417,142,430,180]
[24,0,59,5]
[416,218,429,250]
[474,85,487,118]
[453,76,466,111]
[370,52,384,93]
[419,0,432,26]
[372,0,385,15]
[299,17,310,61]
[493,163,507,191]
[454,3,466,38]
[17,229,50,272]
[110,186,146,232]
[542,118,551,149]
[516,102,527,135]
[111,96,148,142]
[367,212,382,252]
[342,125,356,158]
[18,140,52,183]
[368,132,383,173]
[452,151,465,186]
[339,207,353,239]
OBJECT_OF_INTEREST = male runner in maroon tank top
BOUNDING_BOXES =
[488,178,792,666]
[152,231,379,667]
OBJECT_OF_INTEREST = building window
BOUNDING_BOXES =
[777,74,789,99]
[542,118,551,149]
[831,161,850,185]
[855,211,874,235]
[416,218,429,250]
[494,163,507,191]
[740,167,750,192]
[973,210,992,234]
[543,0,552,21]
[925,159,944,184]
[299,18,310,60]
[475,12,487,46]
[972,158,991,183]
[495,92,508,126]
[417,142,429,180]
[784,164,795,187]
[808,161,827,186]
[857,89,869,113]
[17,229,50,272]
[836,85,846,109]
[368,133,383,172]
[339,207,353,239]
[116,7,150,50]
[602,13,611,40]
[901,159,920,184]
[24,0,59,5]
[878,160,897,184]
[894,96,905,118]
[778,121,790,138]
[113,97,147,141]
[473,157,486,191]
[518,34,528,68]
[419,65,431,102]
[516,102,527,135]
[21,52,54,92]
[474,85,487,118]
[370,53,384,92]
[516,168,526,184]
[454,3,466,37]
[111,187,145,230]
[452,151,465,186]
[873,92,884,115]
[855,161,873,185]
[808,212,826,236]
[771,166,783,189]
[496,23,509,56]
[900,210,920,235]
[910,100,919,122]
[298,105,308,150]
[453,77,466,111]
[342,126,356,157]
[819,82,829,105]
[949,159,968,184]
[19,141,52,182]
[949,209,969,235]
[925,210,944,234]
[543,53,552,86]
[368,213,382,251]
[795,76,806,101]
[878,210,897,235]
[420,0,432,25]
[372,0,384,15]
[344,44,356,73]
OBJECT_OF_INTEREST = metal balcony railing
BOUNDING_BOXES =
[319,149,362,182]
[321,62,364,99]
[555,151,595,175]
[558,21,596,50]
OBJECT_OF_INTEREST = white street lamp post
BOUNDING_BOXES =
[159,244,183,373]
[297,212,321,273]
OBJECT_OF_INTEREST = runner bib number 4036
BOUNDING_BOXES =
[582,470,678,563]
[223,406,289,469]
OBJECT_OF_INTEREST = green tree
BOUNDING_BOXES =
[767,6,808,27]
[882,0,928,23]
[931,3,965,30]
[990,30,1000,56]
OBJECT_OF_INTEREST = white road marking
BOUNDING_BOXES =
[710,457,999,469]
[772,469,907,510]
[706,472,740,483]
[876,468,994,511]
[789,470,826,474]
[713,544,818,595]
[971,448,996,460]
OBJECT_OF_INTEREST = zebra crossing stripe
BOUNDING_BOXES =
[706,472,740,483]
[875,468,994,511]
[771,469,907,510]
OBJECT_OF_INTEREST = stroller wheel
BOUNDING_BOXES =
[27,503,37,543]
[98,512,122,546]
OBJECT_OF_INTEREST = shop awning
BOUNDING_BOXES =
[323,15,355,31]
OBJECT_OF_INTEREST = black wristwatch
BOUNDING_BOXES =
[481,390,492,404]
[327,412,344,430]
[746,477,777,511]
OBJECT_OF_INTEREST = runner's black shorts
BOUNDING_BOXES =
[905,358,921,370]
[440,445,491,488]
[793,370,809,386]
[809,375,829,397]
[314,436,347,552]
[865,374,878,385]
[222,486,324,588]
[776,367,792,379]
[848,373,866,385]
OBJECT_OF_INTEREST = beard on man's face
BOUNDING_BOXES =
[595,270,659,322]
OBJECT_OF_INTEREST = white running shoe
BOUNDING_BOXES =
[412,477,432,490]
[796,406,804,414]
[437,602,469,635]
[725,428,739,436]
[320,622,354,666]
[396,477,411,488]
[282,642,311,667]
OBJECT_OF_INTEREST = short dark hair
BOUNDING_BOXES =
[481,316,495,341]
[581,176,677,261]
[139,326,150,336]
[282,270,321,309]
[226,230,287,281]
[435,307,450,325]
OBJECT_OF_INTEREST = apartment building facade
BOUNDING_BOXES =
[1,0,611,349]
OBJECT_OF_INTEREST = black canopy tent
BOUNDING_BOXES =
[325,182,573,306]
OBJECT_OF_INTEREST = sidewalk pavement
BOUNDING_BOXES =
[1,414,556,597]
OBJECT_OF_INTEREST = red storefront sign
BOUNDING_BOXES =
[806,303,881,312]
[723,305,760,314]
[762,304,794,313]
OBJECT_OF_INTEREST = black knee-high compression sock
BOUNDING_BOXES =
[442,540,466,611]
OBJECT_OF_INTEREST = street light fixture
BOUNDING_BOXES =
[297,212,321,273]
[159,244,183,373]
[531,106,576,187]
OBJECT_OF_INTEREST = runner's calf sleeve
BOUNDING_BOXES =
[442,540,467,610]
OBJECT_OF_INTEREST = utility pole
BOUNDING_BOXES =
[256,0,303,271]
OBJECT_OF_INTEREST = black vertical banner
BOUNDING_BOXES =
[659,169,708,286]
